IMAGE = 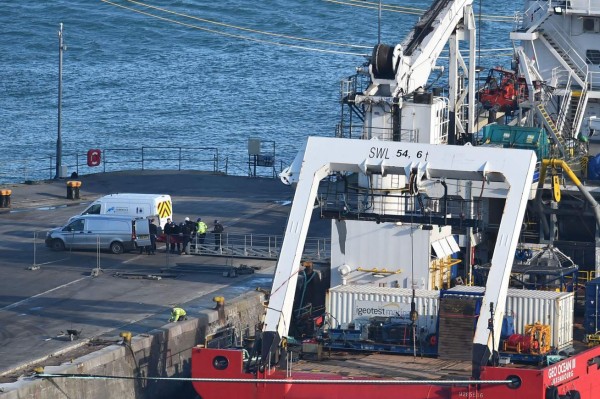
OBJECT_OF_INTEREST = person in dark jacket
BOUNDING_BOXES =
[173,220,182,254]
[164,218,177,253]
[213,220,224,251]
[181,217,197,255]
[148,218,158,255]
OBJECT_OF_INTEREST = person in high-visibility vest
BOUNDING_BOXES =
[196,217,208,245]
[169,307,187,322]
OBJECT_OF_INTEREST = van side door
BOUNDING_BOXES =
[134,218,151,248]
[85,218,108,249]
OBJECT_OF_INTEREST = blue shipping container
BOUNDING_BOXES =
[584,277,600,334]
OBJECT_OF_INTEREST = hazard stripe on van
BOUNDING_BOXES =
[157,201,172,218]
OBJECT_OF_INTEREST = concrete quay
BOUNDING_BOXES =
[0,170,330,398]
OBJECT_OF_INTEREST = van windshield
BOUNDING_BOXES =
[83,204,101,215]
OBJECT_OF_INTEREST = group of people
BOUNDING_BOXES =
[163,217,224,254]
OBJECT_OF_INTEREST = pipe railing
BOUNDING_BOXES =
[1,147,291,184]
[182,232,330,261]
[542,19,589,84]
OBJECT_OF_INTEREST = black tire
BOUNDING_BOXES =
[51,239,65,251]
[545,386,559,399]
[110,241,124,254]
[567,391,581,399]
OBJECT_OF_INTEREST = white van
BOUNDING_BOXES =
[45,215,143,254]
[79,193,173,229]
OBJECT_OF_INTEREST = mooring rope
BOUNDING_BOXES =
[37,373,515,385]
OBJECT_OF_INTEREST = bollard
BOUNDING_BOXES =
[0,189,11,208]
[213,296,225,321]
[74,181,81,199]
[119,331,132,345]
[66,181,81,200]
[66,181,74,200]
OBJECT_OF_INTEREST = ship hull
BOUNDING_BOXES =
[192,346,600,399]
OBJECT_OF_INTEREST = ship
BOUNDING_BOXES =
[191,1,600,398]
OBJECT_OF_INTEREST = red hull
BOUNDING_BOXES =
[192,346,600,399]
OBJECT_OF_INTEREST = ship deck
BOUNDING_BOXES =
[291,352,475,380]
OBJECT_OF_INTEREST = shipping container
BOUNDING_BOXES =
[584,277,600,334]
[327,285,440,336]
[327,285,573,350]
[445,286,574,350]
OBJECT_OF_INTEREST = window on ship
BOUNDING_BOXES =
[586,49,600,65]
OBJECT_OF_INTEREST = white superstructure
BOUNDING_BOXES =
[511,0,600,154]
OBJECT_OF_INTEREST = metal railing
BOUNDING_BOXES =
[516,0,600,27]
[184,232,330,261]
[542,19,589,84]
[318,188,483,228]
[1,147,291,185]
[103,146,220,173]
[590,71,600,91]
[513,0,551,33]
[553,0,600,14]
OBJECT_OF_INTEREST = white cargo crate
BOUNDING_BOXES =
[445,286,574,349]
[327,285,440,335]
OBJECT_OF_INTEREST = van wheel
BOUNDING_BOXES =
[51,239,65,251]
[110,242,124,254]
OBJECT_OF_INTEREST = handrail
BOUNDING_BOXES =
[515,0,551,34]
[555,72,572,133]
[186,232,331,261]
[552,0,600,14]
[0,146,290,185]
[590,71,600,91]
[571,84,589,137]
[101,146,219,173]
[542,19,589,84]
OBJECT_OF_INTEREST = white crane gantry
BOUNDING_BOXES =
[262,137,536,376]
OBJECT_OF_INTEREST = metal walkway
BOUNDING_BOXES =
[187,233,330,261]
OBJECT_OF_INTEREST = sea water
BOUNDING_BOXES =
[0,0,518,183]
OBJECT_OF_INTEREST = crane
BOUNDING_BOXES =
[354,0,477,145]
[281,0,477,185]
[369,0,474,97]
[262,136,536,379]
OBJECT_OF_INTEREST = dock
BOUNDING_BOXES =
[0,170,330,398]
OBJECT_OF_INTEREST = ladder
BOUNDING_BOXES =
[536,103,566,157]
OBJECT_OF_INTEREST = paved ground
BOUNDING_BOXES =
[0,170,330,378]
